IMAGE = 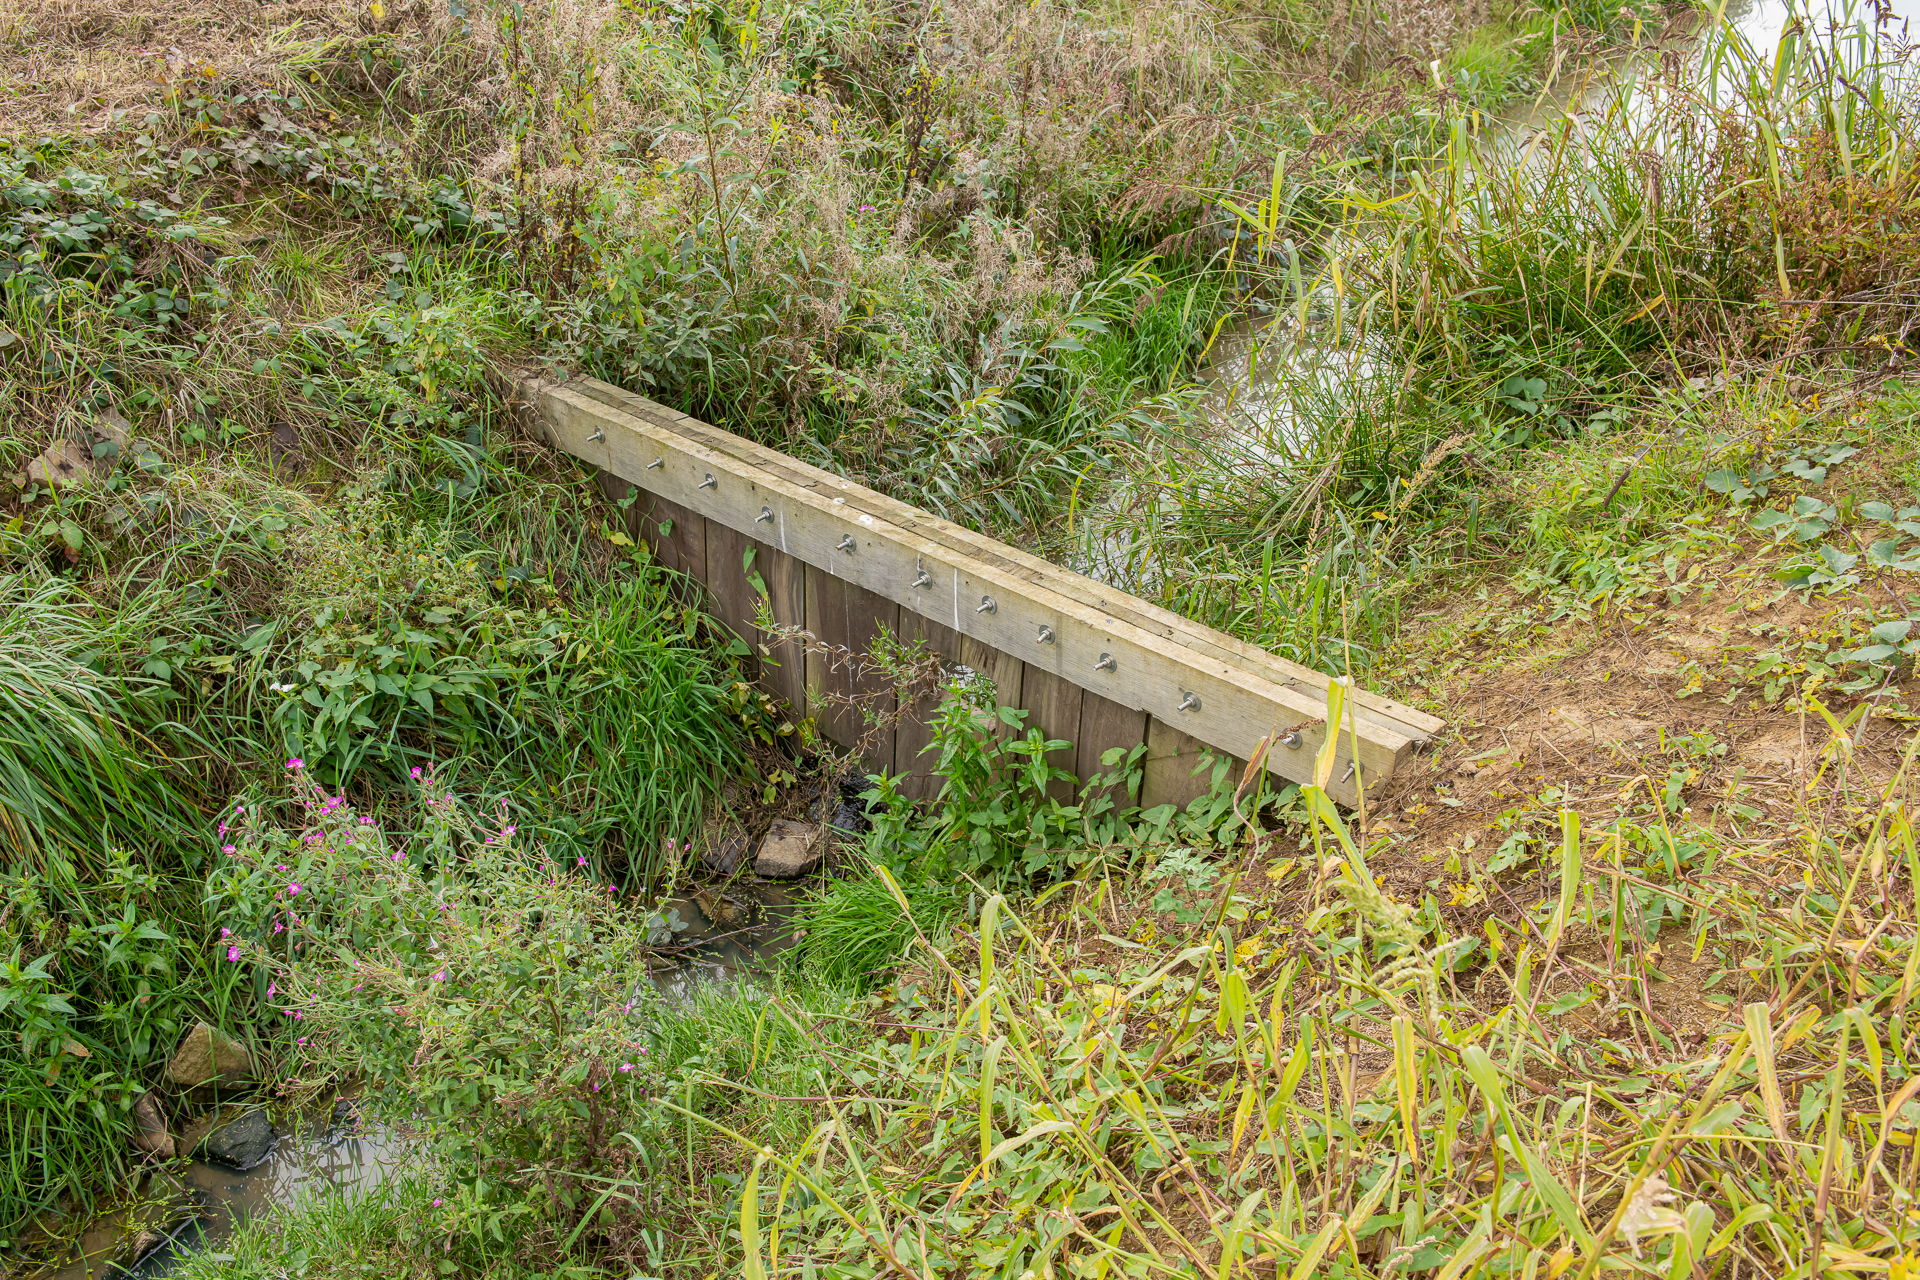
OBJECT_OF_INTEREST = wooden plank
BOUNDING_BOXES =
[1140,716,1218,812]
[893,613,962,800]
[566,376,1442,741]
[958,634,1024,738]
[1017,664,1083,804]
[755,541,808,724]
[704,520,763,678]
[643,492,706,584]
[528,380,1418,805]
[1076,691,1148,805]
[804,565,898,775]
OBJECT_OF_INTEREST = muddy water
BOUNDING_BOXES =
[44,893,798,1280]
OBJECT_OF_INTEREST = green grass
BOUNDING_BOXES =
[6,0,1915,1270]
[642,708,1920,1278]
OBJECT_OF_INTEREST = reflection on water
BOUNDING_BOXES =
[648,883,802,1001]
[47,1107,408,1280]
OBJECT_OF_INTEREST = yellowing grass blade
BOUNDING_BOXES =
[1745,1003,1790,1140]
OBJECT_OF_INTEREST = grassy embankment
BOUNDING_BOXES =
[0,0,1608,1265]
[184,2,1920,1276]
[8,0,1919,1275]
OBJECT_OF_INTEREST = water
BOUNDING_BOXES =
[46,1105,408,1280]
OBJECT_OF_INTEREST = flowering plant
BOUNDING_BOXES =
[205,764,668,1259]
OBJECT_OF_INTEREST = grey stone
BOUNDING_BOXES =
[130,1092,174,1158]
[198,1108,276,1171]
[753,819,823,879]
[700,833,748,875]
[166,1022,254,1089]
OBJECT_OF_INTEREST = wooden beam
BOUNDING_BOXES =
[523,376,1436,805]
[565,377,1442,745]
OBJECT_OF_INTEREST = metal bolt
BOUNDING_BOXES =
[1036,624,1055,645]
[755,507,774,524]
[645,458,664,470]
[837,534,856,553]
[1177,691,1200,713]
[976,596,997,614]
[1278,731,1303,750]
[1340,763,1356,783]
[910,569,932,590]
[1094,653,1116,672]
[697,473,717,490]
[587,429,605,443]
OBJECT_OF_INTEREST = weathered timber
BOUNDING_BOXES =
[521,375,1439,806]
[565,377,1442,747]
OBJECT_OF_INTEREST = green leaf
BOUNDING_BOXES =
[1841,644,1898,663]
[1870,619,1914,644]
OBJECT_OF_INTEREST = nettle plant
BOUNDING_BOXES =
[861,675,1237,886]
[260,503,581,778]
[1706,441,1869,591]
[204,766,672,1259]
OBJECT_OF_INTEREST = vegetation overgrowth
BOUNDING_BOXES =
[3,0,1918,1274]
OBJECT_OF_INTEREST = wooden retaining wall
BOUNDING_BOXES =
[519,375,1442,809]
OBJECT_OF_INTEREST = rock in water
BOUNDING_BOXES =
[754,819,823,879]
[166,1022,254,1089]
[199,1108,276,1170]
[130,1092,174,1158]
[700,833,748,875]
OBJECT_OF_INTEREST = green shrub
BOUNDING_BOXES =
[205,770,676,1268]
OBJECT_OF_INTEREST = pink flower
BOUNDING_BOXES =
[266,983,276,996]
[220,927,232,938]
[410,767,423,779]
[619,1062,633,1072]
[297,1036,308,1046]
[286,882,302,896]
[431,1198,443,1208]
[431,970,447,982]
[577,855,588,866]
[222,844,237,855]
[286,757,304,770]
[226,946,242,962]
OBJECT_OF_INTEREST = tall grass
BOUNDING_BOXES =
[1079,0,1919,661]
[656,703,1920,1277]
[0,574,206,863]
[1368,0,1920,383]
